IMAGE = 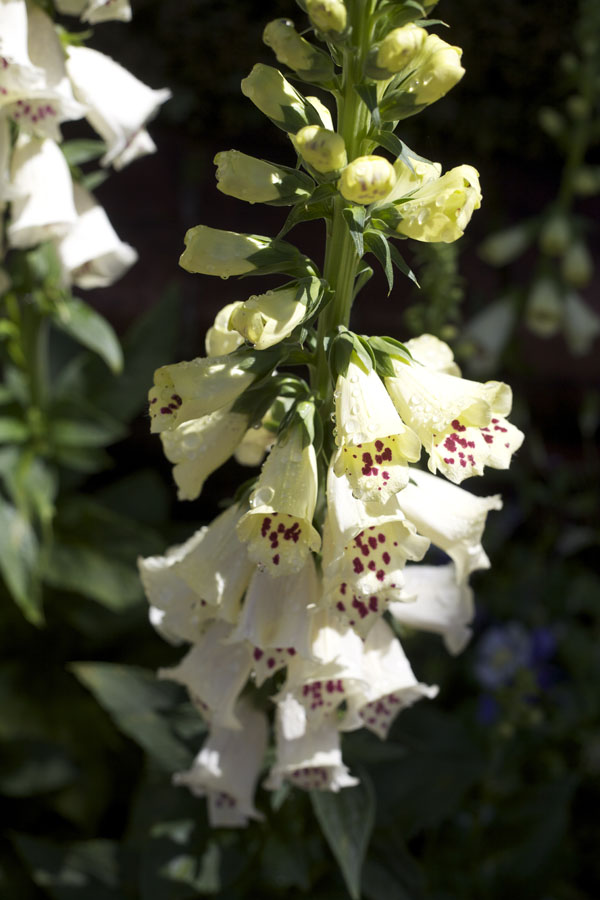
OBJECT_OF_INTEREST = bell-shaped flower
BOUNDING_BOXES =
[263,18,334,82]
[159,620,253,730]
[264,694,358,792]
[292,125,347,174]
[229,278,322,350]
[333,357,421,503]
[168,503,255,623]
[241,64,326,133]
[148,347,275,434]
[234,422,276,467]
[339,155,397,206]
[384,347,523,482]
[228,557,319,684]
[237,423,321,576]
[180,224,304,278]
[389,563,474,655]
[342,619,438,739]
[214,149,313,205]
[8,134,77,248]
[53,183,137,289]
[404,333,461,376]
[205,302,245,357]
[395,468,502,582]
[65,45,170,169]
[322,468,429,635]
[306,0,348,35]
[160,404,249,501]
[0,0,45,97]
[173,697,267,827]
[2,5,85,140]
[378,33,464,119]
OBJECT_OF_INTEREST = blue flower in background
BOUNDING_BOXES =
[474,622,532,690]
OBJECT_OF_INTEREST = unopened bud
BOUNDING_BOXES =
[229,278,322,350]
[525,277,563,338]
[205,302,245,357]
[538,106,564,137]
[180,225,269,276]
[292,125,347,173]
[562,241,593,287]
[214,150,312,205]
[263,18,333,82]
[539,215,570,256]
[564,292,600,356]
[306,0,347,34]
[572,166,600,196]
[241,64,321,133]
[339,155,396,205]
[377,24,427,73]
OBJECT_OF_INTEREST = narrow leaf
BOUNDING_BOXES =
[43,540,143,610]
[342,205,366,257]
[0,496,42,624]
[389,242,419,286]
[354,84,381,129]
[310,774,375,900]
[52,296,123,374]
[364,230,394,294]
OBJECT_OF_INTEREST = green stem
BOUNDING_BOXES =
[313,0,375,402]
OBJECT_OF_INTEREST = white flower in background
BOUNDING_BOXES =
[384,344,523,483]
[159,620,253,730]
[342,619,438,739]
[389,563,474,655]
[322,468,429,635]
[65,45,170,169]
[1,4,85,141]
[0,0,44,96]
[229,558,319,684]
[173,697,267,828]
[205,302,245,357]
[160,404,249,501]
[234,422,276,467]
[53,182,137,288]
[148,352,260,433]
[8,133,77,248]
[237,425,321,575]
[396,468,502,582]
[333,357,421,503]
[0,117,16,205]
[264,694,358,792]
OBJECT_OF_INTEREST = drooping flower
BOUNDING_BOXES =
[378,33,465,118]
[173,697,267,827]
[237,423,321,575]
[305,0,348,35]
[0,0,44,97]
[403,332,461,376]
[65,45,171,169]
[384,344,523,483]
[241,64,326,133]
[375,24,427,74]
[159,620,253,730]
[333,356,421,503]
[339,155,397,205]
[262,18,334,82]
[264,693,358,792]
[389,563,474,655]
[229,278,322,350]
[205,302,245,357]
[234,421,276,467]
[53,182,137,289]
[342,618,438,739]
[395,468,502,582]
[214,149,313,205]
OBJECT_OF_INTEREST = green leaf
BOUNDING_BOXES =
[0,739,78,796]
[42,539,143,610]
[12,836,120,900]
[310,773,375,900]
[342,205,366,257]
[354,83,381,129]
[364,230,394,294]
[81,169,110,192]
[48,417,127,449]
[0,496,42,624]
[71,663,192,773]
[61,139,107,167]
[362,839,425,900]
[0,417,28,443]
[52,296,123,374]
[389,242,419,286]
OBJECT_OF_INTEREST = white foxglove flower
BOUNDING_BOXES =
[0,0,44,96]
[8,133,77,248]
[234,422,276,467]
[205,302,245,357]
[53,183,137,288]
[65,45,170,169]
[54,0,132,23]
[2,5,85,140]
[322,468,429,635]
[237,425,321,576]
[389,563,474,655]
[264,694,358,792]
[396,468,502,582]
[160,404,249,501]
[343,619,438,739]
[173,697,267,828]
[228,558,319,683]
[159,620,253,729]
[0,117,15,205]
[404,333,461,376]
[333,358,420,503]
[148,352,262,434]
[384,347,523,483]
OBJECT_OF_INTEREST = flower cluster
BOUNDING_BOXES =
[0,0,169,285]
[140,0,524,826]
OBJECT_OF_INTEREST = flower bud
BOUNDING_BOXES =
[338,155,396,205]
[180,225,270,276]
[241,64,322,133]
[572,166,600,196]
[214,150,313,205]
[292,125,347,174]
[539,215,570,256]
[377,24,427,74]
[263,18,334,82]
[229,278,322,350]
[379,34,464,119]
[205,302,245,357]
[306,0,347,34]
[564,292,600,356]
[561,241,593,287]
[525,277,563,338]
